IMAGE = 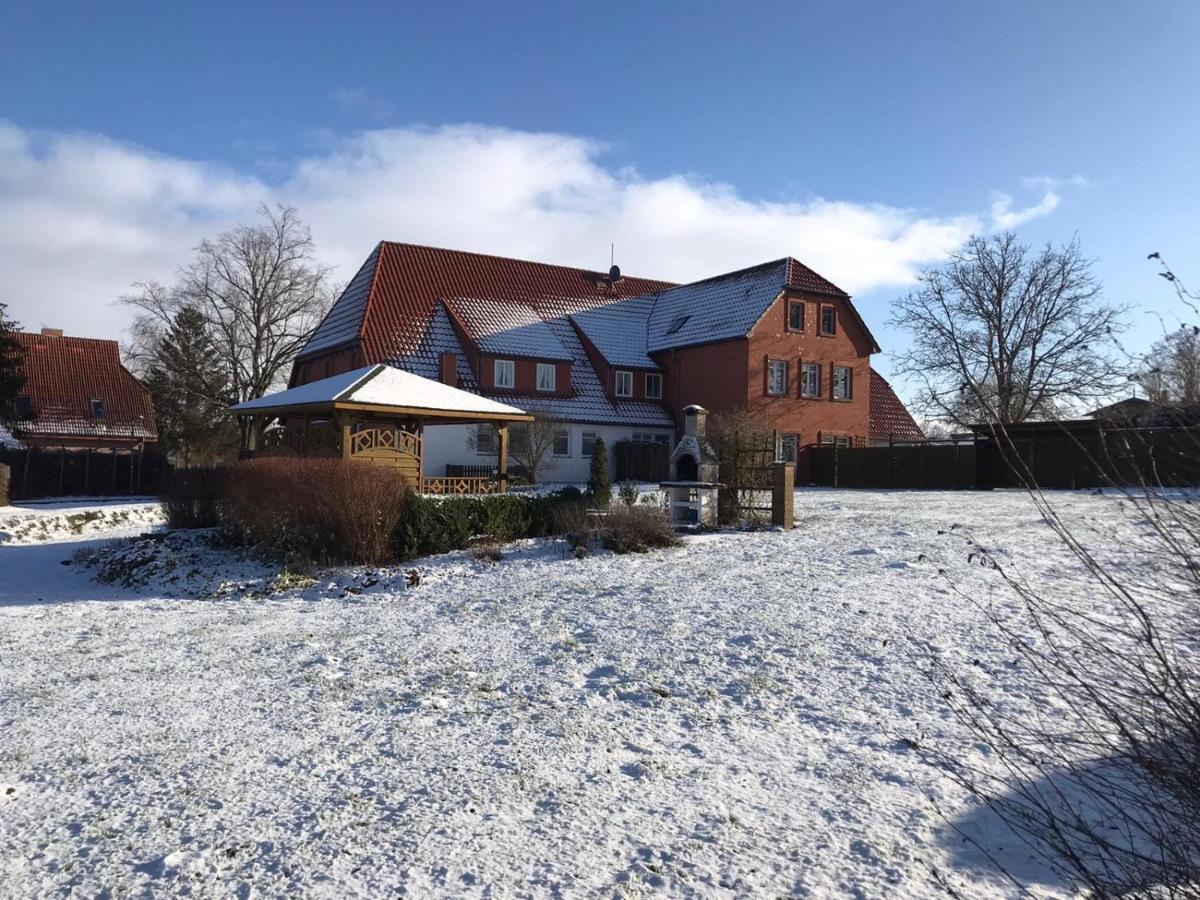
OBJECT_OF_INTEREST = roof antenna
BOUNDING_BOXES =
[608,242,621,284]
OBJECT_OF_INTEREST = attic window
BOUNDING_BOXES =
[664,315,690,336]
[89,399,107,419]
[15,395,32,417]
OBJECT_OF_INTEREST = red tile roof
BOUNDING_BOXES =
[869,368,924,442]
[313,241,675,363]
[786,257,849,297]
[13,332,156,442]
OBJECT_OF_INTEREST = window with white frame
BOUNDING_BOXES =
[581,431,598,456]
[553,428,570,456]
[767,359,788,396]
[475,423,497,454]
[801,362,822,398]
[536,363,556,392]
[615,370,633,397]
[821,433,852,448]
[493,359,515,389]
[833,365,853,400]
[645,372,663,400]
[778,433,799,463]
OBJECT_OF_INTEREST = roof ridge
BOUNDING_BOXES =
[379,240,674,286]
[17,331,119,346]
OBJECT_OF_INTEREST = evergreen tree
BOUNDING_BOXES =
[144,307,239,464]
[0,302,25,423]
[587,437,611,507]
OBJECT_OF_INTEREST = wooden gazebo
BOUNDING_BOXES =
[231,365,532,494]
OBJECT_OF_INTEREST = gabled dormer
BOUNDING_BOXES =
[441,296,574,397]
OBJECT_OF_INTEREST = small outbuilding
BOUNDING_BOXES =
[231,364,532,494]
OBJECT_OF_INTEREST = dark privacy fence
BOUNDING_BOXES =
[614,440,670,482]
[803,426,1200,490]
[0,446,170,501]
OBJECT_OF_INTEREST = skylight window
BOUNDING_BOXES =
[664,315,690,336]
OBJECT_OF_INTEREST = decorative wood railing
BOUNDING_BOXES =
[420,476,504,496]
[259,423,341,458]
[349,427,422,458]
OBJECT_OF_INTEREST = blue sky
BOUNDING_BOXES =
[2,1,1198,398]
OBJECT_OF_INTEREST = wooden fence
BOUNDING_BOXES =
[0,446,169,501]
[803,426,1200,490]
[614,441,670,482]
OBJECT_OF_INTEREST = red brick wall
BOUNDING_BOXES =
[478,355,572,396]
[659,338,750,426]
[290,344,365,386]
[744,291,871,444]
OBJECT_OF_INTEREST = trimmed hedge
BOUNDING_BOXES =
[393,488,586,561]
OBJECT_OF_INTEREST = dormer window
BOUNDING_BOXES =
[536,363,556,392]
[645,372,663,400]
[664,315,690,336]
[493,359,515,389]
[615,370,633,398]
[14,395,32,417]
[89,398,107,419]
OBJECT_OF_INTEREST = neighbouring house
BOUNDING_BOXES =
[289,242,921,481]
[868,369,925,446]
[1087,397,1154,425]
[8,329,157,451]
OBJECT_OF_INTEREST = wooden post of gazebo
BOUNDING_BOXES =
[496,423,510,489]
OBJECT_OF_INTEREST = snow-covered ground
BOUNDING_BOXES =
[0,490,1170,897]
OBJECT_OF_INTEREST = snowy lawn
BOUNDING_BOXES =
[0,490,1169,897]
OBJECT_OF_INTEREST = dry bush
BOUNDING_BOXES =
[707,411,775,525]
[599,505,680,554]
[224,458,406,566]
[467,535,504,562]
[162,465,227,528]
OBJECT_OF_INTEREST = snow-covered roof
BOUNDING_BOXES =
[300,245,381,356]
[569,298,661,369]
[444,296,573,362]
[646,259,791,353]
[232,365,529,419]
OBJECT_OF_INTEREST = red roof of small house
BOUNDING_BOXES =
[869,368,924,442]
[12,331,157,442]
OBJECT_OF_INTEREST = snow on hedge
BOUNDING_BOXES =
[0,490,1167,897]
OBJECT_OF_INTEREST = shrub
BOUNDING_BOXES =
[224,458,406,566]
[617,480,639,507]
[601,505,680,554]
[479,493,533,541]
[162,465,227,528]
[587,437,611,507]
[467,535,503,562]
[394,493,480,560]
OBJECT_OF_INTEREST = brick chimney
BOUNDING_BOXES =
[439,352,457,386]
[41,327,63,337]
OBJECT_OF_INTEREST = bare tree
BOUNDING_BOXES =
[469,417,562,484]
[919,254,1200,897]
[1143,326,1200,403]
[124,205,333,406]
[890,233,1127,426]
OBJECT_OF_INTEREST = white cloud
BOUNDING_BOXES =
[329,88,395,122]
[0,121,1068,342]
[990,189,1061,229]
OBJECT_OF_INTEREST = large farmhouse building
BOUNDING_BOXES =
[289,242,921,481]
